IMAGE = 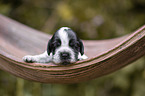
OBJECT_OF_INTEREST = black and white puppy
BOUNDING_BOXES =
[23,27,88,65]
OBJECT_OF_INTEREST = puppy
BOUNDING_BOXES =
[23,27,88,65]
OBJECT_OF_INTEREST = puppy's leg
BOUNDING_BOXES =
[23,51,52,63]
[78,53,88,60]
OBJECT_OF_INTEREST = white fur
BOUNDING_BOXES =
[58,27,69,46]
[78,53,88,60]
[23,51,52,63]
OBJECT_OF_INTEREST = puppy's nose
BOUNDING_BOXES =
[60,52,70,59]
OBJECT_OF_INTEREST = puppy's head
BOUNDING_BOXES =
[47,27,84,65]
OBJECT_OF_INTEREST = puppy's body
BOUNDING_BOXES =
[23,27,87,65]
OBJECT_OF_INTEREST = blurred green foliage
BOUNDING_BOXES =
[0,0,145,39]
[0,0,145,96]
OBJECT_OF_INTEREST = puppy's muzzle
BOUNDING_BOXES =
[60,52,71,65]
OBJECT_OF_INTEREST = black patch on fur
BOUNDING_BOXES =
[66,29,84,55]
[47,32,61,55]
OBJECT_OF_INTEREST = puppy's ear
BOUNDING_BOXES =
[47,39,52,55]
[78,39,84,55]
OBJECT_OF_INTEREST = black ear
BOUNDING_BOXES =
[78,39,84,55]
[47,39,52,55]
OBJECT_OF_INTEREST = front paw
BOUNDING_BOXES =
[23,55,37,63]
[78,54,88,60]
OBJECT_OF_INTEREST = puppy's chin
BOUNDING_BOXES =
[52,60,77,65]
[61,61,71,65]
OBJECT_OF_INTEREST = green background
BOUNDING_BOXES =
[0,0,145,96]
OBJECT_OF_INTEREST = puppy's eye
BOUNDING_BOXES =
[54,42,60,47]
[69,40,74,47]
[69,40,79,48]
[55,42,61,47]
[75,42,80,47]
[69,42,74,47]
[52,40,61,47]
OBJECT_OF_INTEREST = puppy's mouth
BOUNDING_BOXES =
[61,60,71,65]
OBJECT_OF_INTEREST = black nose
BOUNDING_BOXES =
[60,52,70,60]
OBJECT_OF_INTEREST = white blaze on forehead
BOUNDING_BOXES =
[58,27,70,46]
